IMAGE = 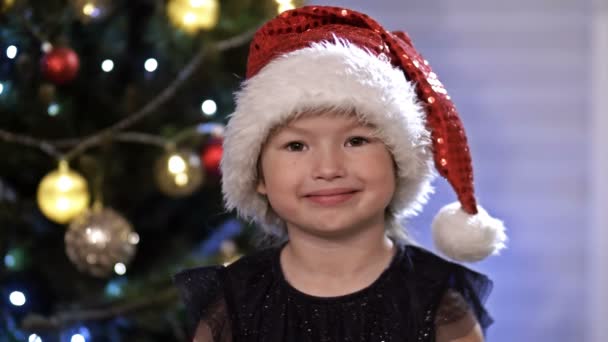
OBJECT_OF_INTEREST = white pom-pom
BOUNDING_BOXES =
[431,202,507,262]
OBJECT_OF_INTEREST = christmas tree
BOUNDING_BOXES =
[0,0,301,340]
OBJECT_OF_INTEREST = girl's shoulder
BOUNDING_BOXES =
[403,244,492,292]
[173,247,277,310]
[401,244,494,331]
[173,245,276,286]
[173,264,225,332]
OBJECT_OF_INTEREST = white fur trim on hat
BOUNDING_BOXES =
[221,36,435,235]
[431,201,507,262]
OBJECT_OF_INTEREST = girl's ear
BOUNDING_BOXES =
[256,164,267,196]
[256,180,267,195]
[256,156,267,195]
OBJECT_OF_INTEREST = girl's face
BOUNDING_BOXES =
[256,112,396,239]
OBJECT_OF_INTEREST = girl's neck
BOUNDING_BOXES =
[279,228,396,297]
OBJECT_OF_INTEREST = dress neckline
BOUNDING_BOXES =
[272,241,404,304]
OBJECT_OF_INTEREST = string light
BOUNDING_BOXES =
[105,280,123,297]
[128,232,140,244]
[0,82,4,95]
[41,42,53,53]
[201,99,217,116]
[101,59,114,72]
[82,3,100,18]
[70,327,91,342]
[3,248,26,271]
[196,122,225,137]
[144,58,158,72]
[277,3,295,13]
[114,262,126,275]
[9,290,26,306]
[167,0,219,33]
[4,254,15,267]
[275,0,295,13]
[6,45,17,59]
[48,102,60,116]
[29,334,43,342]
[63,327,90,342]
[70,334,85,342]
[168,154,186,174]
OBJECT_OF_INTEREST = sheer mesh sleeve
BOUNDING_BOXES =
[433,263,494,340]
[174,266,233,342]
[434,289,481,341]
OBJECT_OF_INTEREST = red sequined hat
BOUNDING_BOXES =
[221,6,506,262]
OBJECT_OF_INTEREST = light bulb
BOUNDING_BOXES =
[144,58,158,72]
[9,290,26,306]
[201,99,217,116]
[101,59,114,72]
[114,262,126,275]
[6,45,17,59]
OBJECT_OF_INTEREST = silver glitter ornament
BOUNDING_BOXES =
[65,207,139,278]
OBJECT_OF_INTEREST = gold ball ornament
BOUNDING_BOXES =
[37,160,90,224]
[154,149,204,197]
[167,0,219,33]
[65,206,139,278]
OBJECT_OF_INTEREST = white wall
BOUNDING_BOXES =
[589,1,608,341]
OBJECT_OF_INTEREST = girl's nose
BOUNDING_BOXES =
[311,146,346,180]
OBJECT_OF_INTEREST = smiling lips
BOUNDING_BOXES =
[304,188,359,205]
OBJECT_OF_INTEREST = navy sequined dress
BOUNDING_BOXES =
[174,243,493,341]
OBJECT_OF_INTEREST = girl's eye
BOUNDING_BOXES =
[285,141,306,151]
[347,136,370,147]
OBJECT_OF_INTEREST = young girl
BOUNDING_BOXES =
[174,5,507,342]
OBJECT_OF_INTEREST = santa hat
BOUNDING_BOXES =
[220,6,507,262]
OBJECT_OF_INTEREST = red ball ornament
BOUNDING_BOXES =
[201,139,223,176]
[41,47,80,85]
